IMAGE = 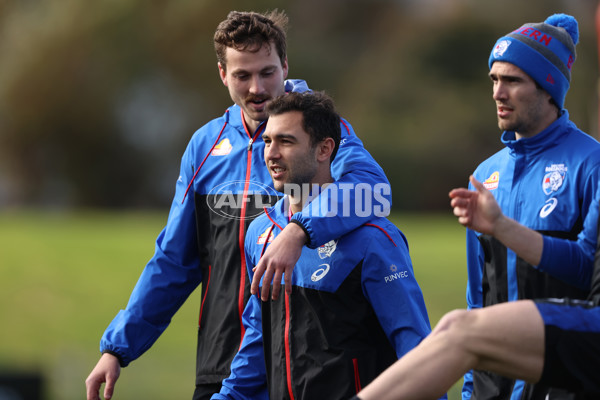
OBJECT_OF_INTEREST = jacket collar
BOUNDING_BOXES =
[501,109,572,155]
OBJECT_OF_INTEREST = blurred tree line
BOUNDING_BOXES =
[0,0,598,210]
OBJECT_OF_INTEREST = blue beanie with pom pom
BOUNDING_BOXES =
[489,13,579,109]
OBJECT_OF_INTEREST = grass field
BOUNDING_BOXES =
[0,210,467,399]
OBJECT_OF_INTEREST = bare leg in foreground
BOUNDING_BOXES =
[358,300,545,400]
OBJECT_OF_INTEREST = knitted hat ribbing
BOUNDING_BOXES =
[489,13,579,109]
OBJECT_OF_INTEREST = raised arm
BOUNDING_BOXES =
[450,175,544,265]
[451,176,597,289]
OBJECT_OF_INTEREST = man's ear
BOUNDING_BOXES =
[218,62,228,86]
[316,137,335,162]
[282,57,289,80]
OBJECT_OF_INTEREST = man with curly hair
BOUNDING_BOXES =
[85,10,391,400]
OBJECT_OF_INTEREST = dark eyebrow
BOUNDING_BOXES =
[489,71,523,81]
[231,64,278,76]
[262,132,297,141]
[230,68,249,76]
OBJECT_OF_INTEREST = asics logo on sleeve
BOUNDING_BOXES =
[539,197,558,218]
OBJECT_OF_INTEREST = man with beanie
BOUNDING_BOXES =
[353,187,600,400]
[461,13,600,400]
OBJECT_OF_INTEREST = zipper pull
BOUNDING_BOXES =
[247,138,253,151]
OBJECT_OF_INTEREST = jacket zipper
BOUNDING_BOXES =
[237,109,265,347]
[198,265,211,329]
[353,358,362,393]
[284,290,295,400]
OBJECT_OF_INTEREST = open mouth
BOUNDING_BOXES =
[247,97,269,110]
[270,165,286,178]
[497,105,513,118]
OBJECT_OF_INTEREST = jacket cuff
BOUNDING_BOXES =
[288,217,314,248]
[102,350,127,368]
[288,219,310,243]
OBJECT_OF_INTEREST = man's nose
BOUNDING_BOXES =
[265,143,279,160]
[493,82,507,101]
[249,75,265,94]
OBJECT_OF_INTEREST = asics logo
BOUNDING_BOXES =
[539,198,558,218]
[311,264,330,282]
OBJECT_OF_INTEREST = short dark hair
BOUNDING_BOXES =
[533,80,560,115]
[267,91,341,161]
[214,10,288,71]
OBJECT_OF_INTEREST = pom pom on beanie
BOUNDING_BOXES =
[545,13,579,45]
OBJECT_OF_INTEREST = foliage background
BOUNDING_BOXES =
[1,0,600,399]
[1,0,598,210]
[0,211,466,400]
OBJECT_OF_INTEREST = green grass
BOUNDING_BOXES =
[0,210,467,399]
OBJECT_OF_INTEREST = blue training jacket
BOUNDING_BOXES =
[463,110,600,400]
[213,197,434,400]
[99,79,392,387]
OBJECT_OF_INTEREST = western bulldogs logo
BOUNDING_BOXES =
[542,164,567,195]
[493,40,511,58]
[318,240,337,259]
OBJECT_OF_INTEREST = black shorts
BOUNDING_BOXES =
[535,298,600,396]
